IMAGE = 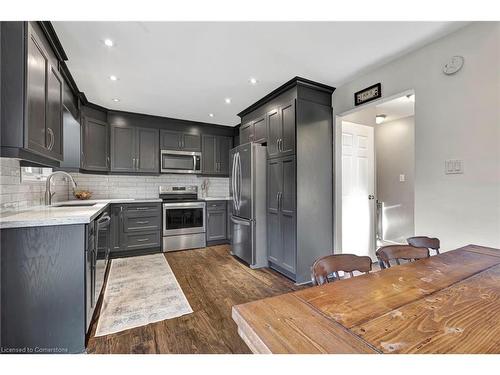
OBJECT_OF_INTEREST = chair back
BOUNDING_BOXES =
[376,245,429,269]
[311,254,372,286]
[407,236,440,254]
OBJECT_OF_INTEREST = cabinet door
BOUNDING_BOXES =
[217,136,232,175]
[110,125,135,172]
[207,210,227,241]
[239,122,254,144]
[136,127,159,173]
[280,156,296,273]
[266,108,281,158]
[267,158,282,264]
[253,115,267,143]
[26,26,49,156]
[280,100,296,156]
[45,64,63,160]
[160,130,183,150]
[110,205,123,252]
[182,133,201,152]
[82,117,109,171]
[202,135,217,174]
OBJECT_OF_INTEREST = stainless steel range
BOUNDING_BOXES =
[160,185,206,252]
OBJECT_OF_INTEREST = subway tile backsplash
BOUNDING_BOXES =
[0,157,229,213]
[69,173,229,200]
[0,158,69,212]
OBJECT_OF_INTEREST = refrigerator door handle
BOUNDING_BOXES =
[231,152,238,211]
[237,152,242,212]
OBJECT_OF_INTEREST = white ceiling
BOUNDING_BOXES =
[376,96,415,123]
[53,22,466,126]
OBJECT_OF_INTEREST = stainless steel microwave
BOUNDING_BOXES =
[161,150,202,174]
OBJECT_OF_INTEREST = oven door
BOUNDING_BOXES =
[161,150,201,174]
[163,202,206,236]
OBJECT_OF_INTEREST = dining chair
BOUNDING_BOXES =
[311,254,372,286]
[407,236,441,255]
[376,245,430,269]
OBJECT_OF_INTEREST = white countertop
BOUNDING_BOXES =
[202,197,231,201]
[0,198,162,229]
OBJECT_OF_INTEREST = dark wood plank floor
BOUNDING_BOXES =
[86,245,304,354]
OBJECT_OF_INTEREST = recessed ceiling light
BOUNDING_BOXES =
[103,39,114,47]
[375,114,386,124]
[249,77,258,85]
[208,113,214,118]
[112,98,120,102]
[109,75,118,81]
[224,98,231,104]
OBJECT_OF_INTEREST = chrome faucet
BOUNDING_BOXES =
[45,171,78,205]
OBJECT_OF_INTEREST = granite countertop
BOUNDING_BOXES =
[0,198,162,229]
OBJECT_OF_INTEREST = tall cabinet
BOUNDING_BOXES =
[238,77,335,283]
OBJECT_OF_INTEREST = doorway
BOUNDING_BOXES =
[335,91,415,260]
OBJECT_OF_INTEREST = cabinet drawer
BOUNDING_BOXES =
[123,214,161,232]
[124,231,161,250]
[206,201,227,211]
[124,203,161,216]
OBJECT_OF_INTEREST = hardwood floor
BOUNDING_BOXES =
[86,245,304,354]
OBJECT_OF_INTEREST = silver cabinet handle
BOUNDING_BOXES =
[135,207,151,211]
[136,157,139,169]
[278,192,282,211]
[107,156,110,167]
[47,128,55,150]
[136,238,149,242]
[136,220,150,224]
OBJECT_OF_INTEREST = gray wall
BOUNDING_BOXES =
[333,22,500,251]
[376,116,415,243]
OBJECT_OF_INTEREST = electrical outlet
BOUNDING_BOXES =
[399,174,406,182]
[445,159,464,174]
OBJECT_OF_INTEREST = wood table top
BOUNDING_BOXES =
[232,245,500,354]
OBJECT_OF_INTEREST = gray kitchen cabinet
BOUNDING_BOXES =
[239,77,334,283]
[267,156,296,275]
[81,117,109,171]
[202,135,232,176]
[160,130,201,152]
[252,115,267,143]
[267,100,295,159]
[217,136,232,175]
[136,127,159,172]
[206,201,227,242]
[110,203,162,255]
[239,121,254,144]
[111,125,159,173]
[202,135,217,174]
[110,125,135,172]
[1,22,63,165]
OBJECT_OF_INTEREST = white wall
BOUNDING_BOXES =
[376,116,415,243]
[333,22,500,251]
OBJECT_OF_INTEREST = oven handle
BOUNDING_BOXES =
[163,202,206,209]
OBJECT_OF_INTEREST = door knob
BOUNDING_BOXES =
[368,195,375,200]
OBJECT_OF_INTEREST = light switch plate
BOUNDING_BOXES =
[399,174,406,182]
[445,159,464,174]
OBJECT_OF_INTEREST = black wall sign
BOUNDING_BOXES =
[354,83,382,106]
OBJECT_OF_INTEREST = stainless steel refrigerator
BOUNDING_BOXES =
[230,142,267,268]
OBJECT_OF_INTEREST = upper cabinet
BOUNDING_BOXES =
[1,22,63,164]
[81,117,109,172]
[239,122,254,144]
[160,130,201,152]
[202,135,232,176]
[111,124,159,173]
[267,100,295,159]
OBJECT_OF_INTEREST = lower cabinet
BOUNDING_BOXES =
[206,200,228,243]
[110,202,162,255]
[267,156,296,277]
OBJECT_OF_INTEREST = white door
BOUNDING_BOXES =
[341,121,376,259]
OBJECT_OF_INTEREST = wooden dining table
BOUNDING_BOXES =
[232,245,500,354]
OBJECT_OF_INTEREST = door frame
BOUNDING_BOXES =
[333,89,415,254]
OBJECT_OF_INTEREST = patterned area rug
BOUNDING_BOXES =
[95,253,193,337]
